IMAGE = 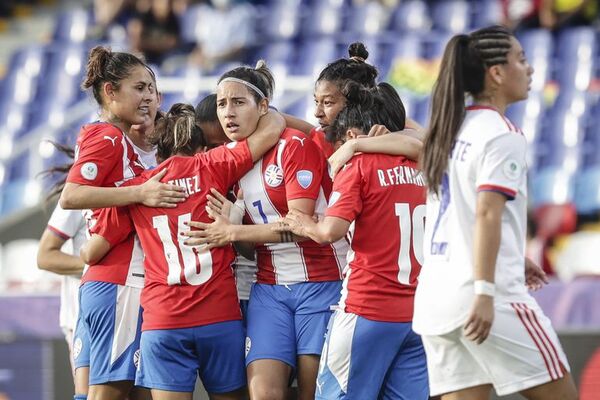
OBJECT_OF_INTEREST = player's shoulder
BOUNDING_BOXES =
[463,106,522,141]
[282,127,312,145]
[79,122,123,146]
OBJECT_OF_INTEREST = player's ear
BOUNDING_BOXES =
[345,128,357,140]
[258,98,269,116]
[103,82,116,101]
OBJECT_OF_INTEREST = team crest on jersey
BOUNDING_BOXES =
[133,349,141,370]
[226,141,238,149]
[81,162,98,181]
[297,170,313,189]
[245,337,252,357]
[503,158,522,180]
[72,337,82,360]
[264,164,284,187]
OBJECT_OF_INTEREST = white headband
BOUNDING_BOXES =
[218,77,266,99]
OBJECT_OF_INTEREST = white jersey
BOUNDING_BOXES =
[414,106,529,335]
[47,203,87,332]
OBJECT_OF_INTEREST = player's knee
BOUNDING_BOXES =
[250,385,288,400]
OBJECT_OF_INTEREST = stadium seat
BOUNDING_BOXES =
[389,0,430,33]
[555,27,595,91]
[530,167,575,207]
[344,1,390,36]
[1,239,60,292]
[294,38,338,78]
[36,45,87,106]
[0,179,40,215]
[260,1,302,40]
[470,0,503,29]
[423,31,453,60]
[553,278,600,328]
[52,8,92,43]
[1,45,45,105]
[430,0,469,33]
[302,1,344,37]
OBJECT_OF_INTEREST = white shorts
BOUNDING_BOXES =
[421,301,570,396]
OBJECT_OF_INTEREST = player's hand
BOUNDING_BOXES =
[282,209,317,238]
[463,295,494,344]
[328,140,358,179]
[206,188,233,217]
[367,124,391,137]
[182,212,232,249]
[138,169,187,208]
[524,257,549,291]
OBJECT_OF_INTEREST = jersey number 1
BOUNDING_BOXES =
[152,213,213,286]
[395,203,425,285]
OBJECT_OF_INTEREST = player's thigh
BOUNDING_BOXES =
[520,371,577,400]
[296,354,319,400]
[135,328,198,393]
[440,384,493,400]
[246,284,296,368]
[380,327,429,400]
[421,329,491,397]
[209,386,248,400]
[461,301,571,397]
[87,380,133,400]
[196,320,247,396]
[129,386,152,400]
[247,359,292,400]
[149,389,193,400]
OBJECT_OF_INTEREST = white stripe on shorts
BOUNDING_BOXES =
[111,285,142,366]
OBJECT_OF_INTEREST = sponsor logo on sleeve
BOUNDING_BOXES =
[72,337,82,360]
[297,170,313,189]
[503,158,522,180]
[264,164,284,187]
[81,162,98,181]
[245,337,252,358]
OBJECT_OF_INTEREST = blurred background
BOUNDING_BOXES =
[0,0,599,399]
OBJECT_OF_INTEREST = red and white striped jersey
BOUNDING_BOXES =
[239,128,347,285]
[67,122,151,288]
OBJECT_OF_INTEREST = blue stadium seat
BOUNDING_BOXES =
[0,101,27,139]
[430,0,469,33]
[555,27,595,91]
[344,2,390,36]
[470,0,503,29]
[1,46,45,106]
[389,0,430,33]
[423,32,453,60]
[294,38,338,78]
[302,1,344,37]
[260,1,302,40]
[37,45,87,106]
[0,179,41,215]
[53,8,92,43]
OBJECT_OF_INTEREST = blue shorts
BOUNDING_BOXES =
[77,281,143,385]
[136,320,246,393]
[316,311,429,400]
[246,281,342,369]
[240,299,249,329]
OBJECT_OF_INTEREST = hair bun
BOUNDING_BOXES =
[348,42,369,62]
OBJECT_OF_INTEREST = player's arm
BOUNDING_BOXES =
[279,212,350,244]
[37,229,85,275]
[329,129,423,178]
[61,169,187,210]
[80,234,112,265]
[246,110,286,162]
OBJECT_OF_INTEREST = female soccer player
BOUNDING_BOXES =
[277,82,429,400]
[37,144,88,399]
[413,26,578,400]
[81,103,285,400]
[59,46,179,400]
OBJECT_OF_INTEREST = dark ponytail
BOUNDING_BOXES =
[148,103,206,162]
[39,142,76,201]
[422,26,513,194]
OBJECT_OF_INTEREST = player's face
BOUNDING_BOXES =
[130,86,160,136]
[499,37,533,104]
[200,120,230,149]
[106,65,156,126]
[314,80,347,129]
[216,81,266,141]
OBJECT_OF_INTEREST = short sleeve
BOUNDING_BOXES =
[90,206,134,247]
[283,134,324,201]
[47,203,85,240]
[476,133,527,200]
[67,126,125,186]
[199,140,253,190]
[325,158,363,222]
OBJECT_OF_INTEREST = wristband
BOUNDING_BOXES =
[228,199,246,225]
[474,280,495,297]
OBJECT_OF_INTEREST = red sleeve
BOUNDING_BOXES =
[67,125,126,186]
[325,158,363,222]
[198,140,253,190]
[90,206,134,247]
[283,134,325,201]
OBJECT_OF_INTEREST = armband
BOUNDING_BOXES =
[474,280,495,297]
